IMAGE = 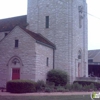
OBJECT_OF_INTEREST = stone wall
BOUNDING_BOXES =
[35,43,54,82]
[0,26,36,87]
[27,0,88,83]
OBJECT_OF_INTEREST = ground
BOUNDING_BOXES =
[0,91,93,96]
[0,91,93,100]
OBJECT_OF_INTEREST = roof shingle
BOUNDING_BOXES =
[88,49,100,58]
[0,15,27,32]
[0,15,56,49]
[21,27,56,49]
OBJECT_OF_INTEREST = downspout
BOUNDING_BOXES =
[53,49,55,69]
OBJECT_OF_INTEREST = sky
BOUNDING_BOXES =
[87,0,100,50]
[0,0,99,50]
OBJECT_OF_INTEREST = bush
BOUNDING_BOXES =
[73,81,100,90]
[36,80,46,92]
[89,83,96,91]
[72,83,83,91]
[6,80,36,93]
[65,84,71,91]
[47,69,69,86]
[45,87,53,93]
[45,86,53,93]
[56,85,66,92]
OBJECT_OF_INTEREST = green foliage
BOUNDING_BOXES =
[64,84,71,91]
[89,83,96,90]
[56,85,66,92]
[36,80,46,92]
[65,82,97,92]
[47,69,69,86]
[71,83,83,91]
[44,84,54,92]
[45,86,53,93]
[82,83,96,91]
[73,80,100,90]
[6,80,36,93]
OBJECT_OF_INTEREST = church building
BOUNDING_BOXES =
[0,0,88,87]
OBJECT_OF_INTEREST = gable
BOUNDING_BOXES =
[0,26,36,50]
[0,26,56,50]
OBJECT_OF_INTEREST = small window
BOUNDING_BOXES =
[46,57,49,66]
[46,16,49,28]
[15,40,18,48]
[5,33,8,37]
[88,59,93,63]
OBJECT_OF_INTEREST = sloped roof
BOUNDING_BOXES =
[0,15,27,32]
[88,49,100,59]
[0,15,56,49]
[21,27,56,49]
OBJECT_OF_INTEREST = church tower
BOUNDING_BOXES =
[27,0,88,83]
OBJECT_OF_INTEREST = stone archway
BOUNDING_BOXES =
[7,56,23,80]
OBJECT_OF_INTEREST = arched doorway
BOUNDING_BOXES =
[77,50,82,77]
[7,56,23,80]
[78,63,80,77]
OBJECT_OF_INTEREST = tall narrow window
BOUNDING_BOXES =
[5,33,8,37]
[46,57,49,66]
[78,50,81,59]
[15,40,18,48]
[46,16,49,28]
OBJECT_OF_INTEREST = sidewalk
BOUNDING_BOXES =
[0,91,93,96]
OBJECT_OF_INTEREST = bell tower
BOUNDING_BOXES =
[27,0,88,83]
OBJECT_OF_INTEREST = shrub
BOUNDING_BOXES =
[45,87,52,93]
[89,83,96,91]
[56,85,66,92]
[72,83,83,91]
[36,80,46,92]
[64,84,71,91]
[47,69,69,86]
[6,80,36,93]
[73,81,100,90]
[46,81,55,86]
[44,85,54,92]
[83,85,91,91]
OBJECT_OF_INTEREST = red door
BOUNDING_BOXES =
[12,68,20,80]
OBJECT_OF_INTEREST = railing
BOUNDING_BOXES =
[76,77,100,82]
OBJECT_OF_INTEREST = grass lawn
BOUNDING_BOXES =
[0,95,92,100]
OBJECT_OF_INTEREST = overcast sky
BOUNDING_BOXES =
[0,0,99,50]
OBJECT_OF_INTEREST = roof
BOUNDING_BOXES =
[0,15,27,32]
[0,15,55,49]
[88,49,100,59]
[21,27,56,49]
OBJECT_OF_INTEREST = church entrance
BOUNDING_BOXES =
[7,56,23,80]
[78,63,81,77]
[12,68,20,80]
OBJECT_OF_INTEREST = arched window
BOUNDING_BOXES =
[78,50,81,59]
